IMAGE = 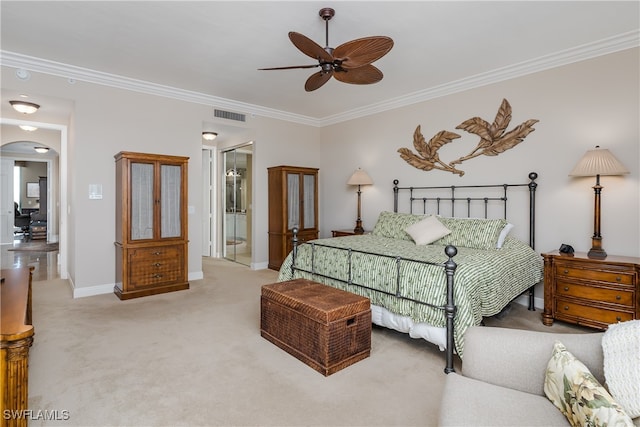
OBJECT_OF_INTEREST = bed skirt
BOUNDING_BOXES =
[372,304,447,351]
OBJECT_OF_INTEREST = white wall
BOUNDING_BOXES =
[319,48,639,302]
[1,68,322,292]
[1,47,637,302]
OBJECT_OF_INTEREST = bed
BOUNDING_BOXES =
[278,173,543,373]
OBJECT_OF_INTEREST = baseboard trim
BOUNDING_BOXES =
[189,271,203,281]
[73,272,204,298]
[252,261,269,270]
[73,283,113,299]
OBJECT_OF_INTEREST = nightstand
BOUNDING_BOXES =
[331,229,368,237]
[542,250,640,330]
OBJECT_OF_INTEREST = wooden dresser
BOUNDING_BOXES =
[1,267,34,427]
[542,251,640,330]
[114,152,189,300]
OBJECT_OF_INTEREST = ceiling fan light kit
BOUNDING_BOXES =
[259,7,393,92]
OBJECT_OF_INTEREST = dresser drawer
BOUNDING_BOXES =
[555,280,634,307]
[128,245,184,288]
[130,267,181,288]
[555,298,634,327]
[555,264,634,285]
[130,257,181,286]
[129,245,181,261]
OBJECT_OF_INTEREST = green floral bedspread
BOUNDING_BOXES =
[278,234,543,356]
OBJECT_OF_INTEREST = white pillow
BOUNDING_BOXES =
[602,320,640,419]
[496,223,514,248]
[405,216,451,245]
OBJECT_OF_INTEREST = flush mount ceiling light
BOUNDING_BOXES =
[202,131,218,141]
[19,125,38,132]
[34,147,49,154]
[10,100,40,114]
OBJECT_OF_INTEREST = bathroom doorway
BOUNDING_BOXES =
[222,144,252,266]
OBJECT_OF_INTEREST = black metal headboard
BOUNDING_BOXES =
[393,172,538,249]
[392,172,539,311]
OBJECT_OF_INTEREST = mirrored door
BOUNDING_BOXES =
[222,145,252,265]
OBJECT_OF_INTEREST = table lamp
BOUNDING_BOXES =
[347,168,373,234]
[569,146,629,259]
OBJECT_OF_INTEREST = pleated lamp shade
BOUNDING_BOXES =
[569,146,629,177]
[347,168,373,186]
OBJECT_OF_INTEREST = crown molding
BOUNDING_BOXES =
[1,30,637,128]
[0,50,322,127]
[318,30,640,126]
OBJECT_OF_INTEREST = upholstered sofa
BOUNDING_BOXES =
[438,326,639,426]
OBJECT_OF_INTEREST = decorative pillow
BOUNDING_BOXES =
[405,216,451,245]
[602,320,640,419]
[544,341,633,427]
[496,222,514,249]
[371,211,426,241]
[434,217,508,250]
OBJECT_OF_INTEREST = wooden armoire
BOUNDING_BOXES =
[268,166,319,270]
[114,152,189,300]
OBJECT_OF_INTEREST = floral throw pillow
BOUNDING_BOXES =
[544,341,633,427]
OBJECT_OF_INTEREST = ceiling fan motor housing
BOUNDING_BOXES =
[319,8,335,21]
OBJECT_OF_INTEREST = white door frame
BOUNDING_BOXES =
[1,118,68,280]
[202,146,216,257]
[0,158,15,243]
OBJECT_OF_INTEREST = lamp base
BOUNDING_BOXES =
[588,235,607,259]
[353,220,364,235]
[587,248,607,259]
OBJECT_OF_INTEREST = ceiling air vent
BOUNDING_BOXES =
[214,109,246,122]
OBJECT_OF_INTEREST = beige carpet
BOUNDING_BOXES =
[27,258,588,426]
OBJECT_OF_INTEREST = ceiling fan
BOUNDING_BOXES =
[259,7,394,92]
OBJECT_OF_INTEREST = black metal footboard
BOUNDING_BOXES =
[290,228,459,374]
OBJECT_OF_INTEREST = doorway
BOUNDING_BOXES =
[0,119,68,280]
[222,144,252,266]
[0,148,53,243]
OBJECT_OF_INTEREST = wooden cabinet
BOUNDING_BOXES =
[542,251,640,330]
[268,166,318,270]
[114,152,189,300]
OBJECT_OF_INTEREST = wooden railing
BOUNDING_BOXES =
[1,267,34,427]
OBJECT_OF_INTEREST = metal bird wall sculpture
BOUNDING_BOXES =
[398,99,539,176]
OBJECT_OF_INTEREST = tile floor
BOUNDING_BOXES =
[1,234,60,282]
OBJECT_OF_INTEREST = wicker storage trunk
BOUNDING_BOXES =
[261,279,371,376]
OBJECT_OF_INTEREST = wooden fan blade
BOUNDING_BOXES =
[333,36,394,69]
[289,32,333,63]
[305,70,333,92]
[333,64,383,85]
[259,64,320,70]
